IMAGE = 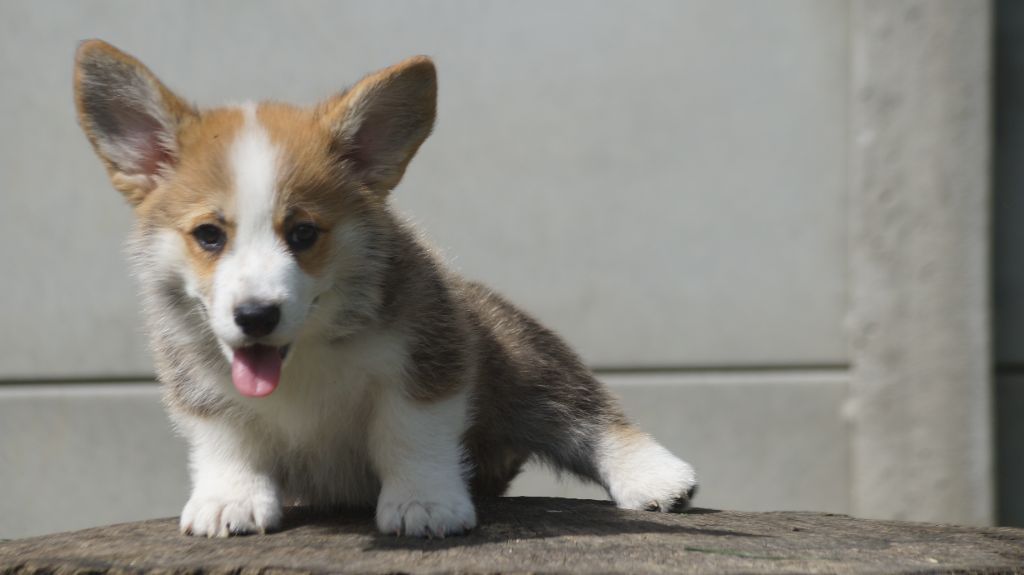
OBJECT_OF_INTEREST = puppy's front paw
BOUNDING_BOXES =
[376,484,477,537]
[180,490,282,537]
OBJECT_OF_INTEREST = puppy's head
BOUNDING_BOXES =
[73,40,436,397]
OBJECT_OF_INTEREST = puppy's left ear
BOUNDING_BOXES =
[320,56,437,195]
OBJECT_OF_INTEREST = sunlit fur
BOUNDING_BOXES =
[74,39,698,538]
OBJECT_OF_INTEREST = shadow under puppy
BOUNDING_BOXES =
[72,40,698,538]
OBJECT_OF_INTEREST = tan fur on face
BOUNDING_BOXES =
[136,103,379,291]
[135,108,245,291]
[256,103,375,278]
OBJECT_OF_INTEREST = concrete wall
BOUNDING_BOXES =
[848,0,992,526]
[0,0,997,538]
[0,0,849,378]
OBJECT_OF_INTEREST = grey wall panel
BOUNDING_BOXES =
[0,385,189,539]
[0,373,849,539]
[0,1,849,378]
[510,372,852,514]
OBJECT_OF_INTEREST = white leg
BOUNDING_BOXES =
[598,425,698,512]
[177,416,282,537]
[369,388,476,537]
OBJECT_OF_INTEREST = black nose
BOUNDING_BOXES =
[233,302,281,338]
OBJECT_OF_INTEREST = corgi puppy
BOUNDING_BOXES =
[73,40,697,538]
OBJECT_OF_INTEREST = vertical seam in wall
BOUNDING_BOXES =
[844,0,858,519]
[985,2,999,522]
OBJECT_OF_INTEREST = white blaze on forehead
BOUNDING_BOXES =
[231,103,279,237]
[219,103,288,307]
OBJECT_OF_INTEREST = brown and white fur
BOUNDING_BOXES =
[73,40,697,538]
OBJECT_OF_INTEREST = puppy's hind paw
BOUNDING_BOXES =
[643,483,699,513]
[599,428,698,513]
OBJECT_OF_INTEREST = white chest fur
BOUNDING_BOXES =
[206,329,411,508]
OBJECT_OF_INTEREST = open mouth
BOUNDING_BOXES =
[230,344,290,398]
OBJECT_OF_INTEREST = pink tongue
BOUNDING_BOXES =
[231,345,283,397]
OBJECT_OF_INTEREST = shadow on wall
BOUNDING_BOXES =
[995,0,1024,528]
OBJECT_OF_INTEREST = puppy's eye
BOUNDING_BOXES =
[192,224,227,252]
[287,223,319,252]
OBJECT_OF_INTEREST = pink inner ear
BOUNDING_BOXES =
[138,131,173,176]
[118,109,174,177]
[346,120,384,168]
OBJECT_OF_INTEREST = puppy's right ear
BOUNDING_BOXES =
[74,40,196,206]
